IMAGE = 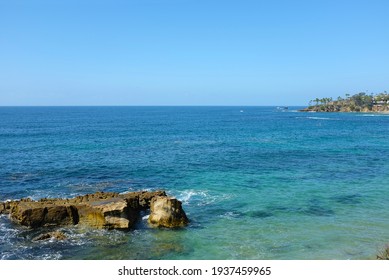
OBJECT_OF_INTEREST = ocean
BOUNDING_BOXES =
[1,106,389,260]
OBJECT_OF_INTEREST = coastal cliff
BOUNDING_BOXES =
[299,92,389,112]
[0,191,189,230]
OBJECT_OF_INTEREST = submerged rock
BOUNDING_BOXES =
[148,196,189,228]
[33,231,67,242]
[2,190,186,230]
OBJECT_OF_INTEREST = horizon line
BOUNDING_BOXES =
[0,104,305,107]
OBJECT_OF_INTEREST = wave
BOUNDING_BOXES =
[218,211,241,219]
[0,217,22,260]
[307,117,331,120]
[296,116,338,120]
[173,189,234,206]
[40,253,62,260]
[174,190,209,205]
[361,114,389,117]
[6,172,39,181]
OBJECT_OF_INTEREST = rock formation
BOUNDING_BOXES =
[299,92,389,113]
[0,190,188,230]
[33,231,67,241]
[148,196,189,228]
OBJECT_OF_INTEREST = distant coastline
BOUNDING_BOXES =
[299,92,389,113]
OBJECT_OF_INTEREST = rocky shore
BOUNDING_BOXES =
[0,191,189,230]
[299,92,389,113]
[299,104,389,113]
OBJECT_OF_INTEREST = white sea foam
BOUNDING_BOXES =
[306,117,332,120]
[177,190,206,203]
[175,189,212,206]
[174,189,234,206]
[361,114,389,117]
[27,189,66,200]
[296,116,338,120]
[119,188,137,195]
[41,253,62,260]
[7,172,36,181]
[67,234,89,246]
[219,211,240,219]
[1,253,11,260]
[0,218,18,237]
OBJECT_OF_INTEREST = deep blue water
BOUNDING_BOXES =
[1,106,389,259]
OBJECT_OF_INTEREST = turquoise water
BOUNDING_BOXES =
[1,106,389,260]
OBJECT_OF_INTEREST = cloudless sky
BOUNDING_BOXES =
[0,0,388,106]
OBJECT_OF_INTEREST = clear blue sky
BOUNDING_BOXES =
[0,0,388,106]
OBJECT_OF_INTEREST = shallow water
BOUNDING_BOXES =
[1,106,389,259]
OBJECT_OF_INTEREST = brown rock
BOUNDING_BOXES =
[11,204,47,227]
[377,244,389,260]
[33,231,66,241]
[76,204,105,228]
[78,198,137,229]
[148,196,189,228]
[119,190,167,209]
[4,190,183,230]
[139,190,167,208]
[45,205,78,226]
[1,201,16,215]
[10,203,77,228]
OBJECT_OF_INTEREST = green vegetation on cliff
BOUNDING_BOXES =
[300,92,389,112]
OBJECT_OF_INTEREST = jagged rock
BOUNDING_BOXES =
[72,192,119,203]
[77,197,137,229]
[377,244,389,260]
[33,231,66,241]
[11,203,77,228]
[138,191,167,209]
[0,201,15,215]
[11,205,46,227]
[148,196,189,228]
[4,190,180,230]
